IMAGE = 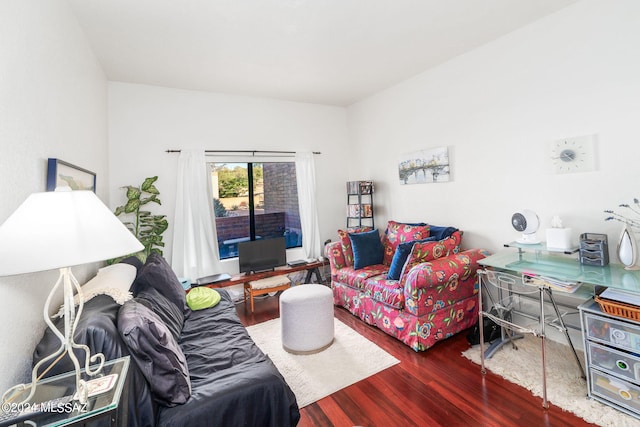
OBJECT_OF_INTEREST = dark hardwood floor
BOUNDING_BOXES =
[236,294,596,427]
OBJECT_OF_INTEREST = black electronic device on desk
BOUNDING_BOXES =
[194,273,232,286]
[287,260,307,267]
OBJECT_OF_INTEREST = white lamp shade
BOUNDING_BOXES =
[0,190,144,276]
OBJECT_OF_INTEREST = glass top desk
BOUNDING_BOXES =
[0,356,129,427]
[475,243,640,409]
[482,242,640,294]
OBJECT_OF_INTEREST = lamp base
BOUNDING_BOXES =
[2,267,104,405]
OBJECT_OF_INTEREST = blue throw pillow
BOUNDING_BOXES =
[349,230,384,270]
[429,225,458,241]
[387,236,437,280]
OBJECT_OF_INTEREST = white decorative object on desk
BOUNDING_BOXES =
[617,225,640,271]
[546,215,572,251]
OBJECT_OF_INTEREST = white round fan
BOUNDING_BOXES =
[511,210,540,244]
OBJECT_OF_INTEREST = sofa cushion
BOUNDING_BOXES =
[364,276,405,309]
[166,289,300,427]
[136,285,185,342]
[118,299,191,407]
[349,229,384,269]
[132,253,188,315]
[336,265,389,290]
[428,225,459,241]
[338,226,373,267]
[325,241,347,270]
[186,287,221,311]
[401,231,463,280]
[387,236,437,281]
[382,221,430,266]
[120,255,145,272]
[54,263,137,318]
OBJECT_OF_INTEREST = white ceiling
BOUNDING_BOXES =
[67,0,578,106]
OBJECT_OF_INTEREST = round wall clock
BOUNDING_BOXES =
[550,134,596,174]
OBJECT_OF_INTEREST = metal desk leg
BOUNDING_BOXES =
[479,270,486,375]
[545,287,586,379]
[539,287,548,409]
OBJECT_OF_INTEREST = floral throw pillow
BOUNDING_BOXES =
[400,230,463,281]
[382,221,431,266]
[338,227,373,267]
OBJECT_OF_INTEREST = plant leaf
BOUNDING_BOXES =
[126,186,141,200]
[141,195,159,205]
[140,176,158,192]
[144,185,160,195]
[154,219,169,234]
[124,199,140,213]
[115,177,166,258]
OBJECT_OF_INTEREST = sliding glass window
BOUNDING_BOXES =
[209,161,302,259]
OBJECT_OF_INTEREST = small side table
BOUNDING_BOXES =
[0,356,130,427]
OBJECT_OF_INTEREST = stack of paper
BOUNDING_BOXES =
[599,288,640,306]
[522,273,582,293]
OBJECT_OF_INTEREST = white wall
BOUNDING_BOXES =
[0,1,107,390]
[347,0,640,258]
[4,0,638,391]
[108,83,350,273]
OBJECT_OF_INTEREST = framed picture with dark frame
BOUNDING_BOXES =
[46,158,96,192]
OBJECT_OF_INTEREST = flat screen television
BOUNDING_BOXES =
[238,237,286,273]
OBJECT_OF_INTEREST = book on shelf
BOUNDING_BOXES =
[346,180,373,194]
[347,181,359,193]
[347,205,361,217]
[359,181,373,194]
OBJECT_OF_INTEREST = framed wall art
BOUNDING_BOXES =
[46,158,96,192]
[398,146,450,185]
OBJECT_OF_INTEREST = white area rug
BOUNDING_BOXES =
[463,336,638,427]
[246,317,400,408]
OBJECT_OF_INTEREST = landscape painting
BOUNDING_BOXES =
[398,147,450,185]
[46,158,96,192]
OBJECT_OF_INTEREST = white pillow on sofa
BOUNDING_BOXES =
[54,263,137,317]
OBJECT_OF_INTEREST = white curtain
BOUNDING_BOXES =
[295,152,322,260]
[172,149,221,280]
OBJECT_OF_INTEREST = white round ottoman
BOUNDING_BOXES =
[280,284,334,354]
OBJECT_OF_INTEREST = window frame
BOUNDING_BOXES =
[208,156,302,260]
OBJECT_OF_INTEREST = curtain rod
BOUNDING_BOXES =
[166,149,321,155]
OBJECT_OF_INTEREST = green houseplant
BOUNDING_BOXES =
[111,176,168,263]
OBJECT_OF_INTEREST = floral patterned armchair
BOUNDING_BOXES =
[326,221,489,351]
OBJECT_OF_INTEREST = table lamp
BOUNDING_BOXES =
[0,188,143,404]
